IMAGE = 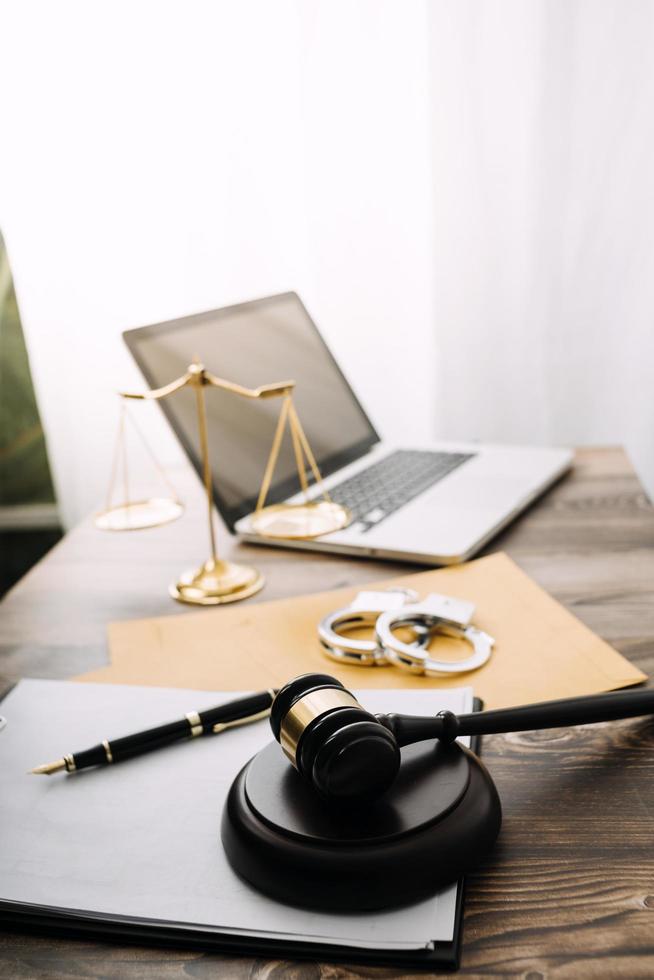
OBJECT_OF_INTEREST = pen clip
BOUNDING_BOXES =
[212,707,271,734]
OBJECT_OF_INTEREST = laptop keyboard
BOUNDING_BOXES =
[327,449,475,532]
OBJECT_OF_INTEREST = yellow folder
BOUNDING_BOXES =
[76,552,646,709]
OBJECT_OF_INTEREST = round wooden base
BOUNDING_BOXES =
[221,740,502,911]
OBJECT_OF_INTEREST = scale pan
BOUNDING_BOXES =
[249,501,351,540]
[94,497,183,531]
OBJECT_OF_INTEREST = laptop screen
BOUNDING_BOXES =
[123,292,379,529]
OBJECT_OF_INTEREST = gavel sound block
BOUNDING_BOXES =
[221,674,654,912]
[222,736,500,911]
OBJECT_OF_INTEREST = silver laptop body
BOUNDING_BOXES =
[124,292,572,566]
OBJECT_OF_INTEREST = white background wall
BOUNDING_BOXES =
[0,0,436,527]
[1,0,653,527]
[428,0,654,481]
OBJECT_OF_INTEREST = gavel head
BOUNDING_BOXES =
[270,673,400,801]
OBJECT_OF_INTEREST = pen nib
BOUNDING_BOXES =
[30,759,66,775]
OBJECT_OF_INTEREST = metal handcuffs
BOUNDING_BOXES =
[318,589,427,666]
[319,590,494,676]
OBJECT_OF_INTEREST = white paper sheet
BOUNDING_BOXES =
[0,680,473,951]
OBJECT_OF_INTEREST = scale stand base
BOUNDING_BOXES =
[170,558,264,605]
[221,739,502,911]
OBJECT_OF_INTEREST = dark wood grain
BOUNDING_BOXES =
[1,446,654,979]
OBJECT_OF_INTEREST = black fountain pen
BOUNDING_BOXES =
[30,689,277,775]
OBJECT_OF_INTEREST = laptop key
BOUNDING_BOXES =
[361,507,386,525]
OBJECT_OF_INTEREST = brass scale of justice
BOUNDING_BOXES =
[95,360,351,604]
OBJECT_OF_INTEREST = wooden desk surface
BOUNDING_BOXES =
[2,446,654,978]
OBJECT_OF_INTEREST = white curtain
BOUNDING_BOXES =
[429,1,654,479]
[1,1,653,528]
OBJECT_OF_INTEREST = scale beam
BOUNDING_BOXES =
[203,370,295,400]
[120,373,192,401]
[99,358,350,604]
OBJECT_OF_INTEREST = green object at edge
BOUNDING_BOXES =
[0,232,56,506]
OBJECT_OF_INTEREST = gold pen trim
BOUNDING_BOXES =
[212,706,272,734]
[185,711,203,737]
[102,740,114,764]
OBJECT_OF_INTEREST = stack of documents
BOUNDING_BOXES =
[0,680,476,968]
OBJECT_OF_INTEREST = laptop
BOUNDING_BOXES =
[123,292,572,565]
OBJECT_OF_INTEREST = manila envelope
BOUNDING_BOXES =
[76,553,646,709]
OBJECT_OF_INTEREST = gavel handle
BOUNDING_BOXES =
[381,688,654,748]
